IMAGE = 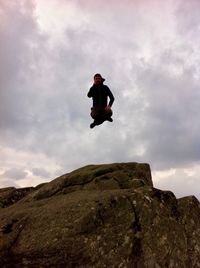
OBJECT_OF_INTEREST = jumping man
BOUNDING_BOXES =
[87,73,115,128]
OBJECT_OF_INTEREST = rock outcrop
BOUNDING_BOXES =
[0,162,200,267]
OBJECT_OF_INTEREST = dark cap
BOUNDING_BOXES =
[94,73,105,82]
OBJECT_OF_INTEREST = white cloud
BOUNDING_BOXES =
[153,164,200,200]
[0,146,60,187]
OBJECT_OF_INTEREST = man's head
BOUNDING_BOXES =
[94,73,105,85]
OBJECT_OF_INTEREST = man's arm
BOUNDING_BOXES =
[87,86,93,98]
[106,86,115,107]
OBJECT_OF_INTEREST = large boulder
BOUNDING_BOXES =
[0,162,199,267]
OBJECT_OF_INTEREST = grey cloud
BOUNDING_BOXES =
[0,0,48,139]
[31,168,50,178]
[1,168,28,180]
[133,52,200,169]
[175,0,200,38]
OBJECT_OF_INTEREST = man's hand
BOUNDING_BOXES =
[104,106,112,112]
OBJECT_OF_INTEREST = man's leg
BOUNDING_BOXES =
[103,107,113,122]
[90,107,113,128]
[90,108,104,128]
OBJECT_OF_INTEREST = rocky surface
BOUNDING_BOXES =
[0,162,199,267]
[0,187,34,208]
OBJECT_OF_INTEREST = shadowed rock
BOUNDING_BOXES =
[0,162,199,267]
[0,187,34,208]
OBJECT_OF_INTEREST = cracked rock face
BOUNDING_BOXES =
[0,162,200,267]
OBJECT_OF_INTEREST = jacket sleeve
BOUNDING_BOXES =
[106,86,115,107]
[87,87,93,98]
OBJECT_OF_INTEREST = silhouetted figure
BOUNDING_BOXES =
[87,74,115,128]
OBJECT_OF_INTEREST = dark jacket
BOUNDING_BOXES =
[87,84,115,108]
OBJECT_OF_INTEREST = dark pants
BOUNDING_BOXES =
[90,107,112,124]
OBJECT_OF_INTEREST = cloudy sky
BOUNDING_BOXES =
[0,0,200,200]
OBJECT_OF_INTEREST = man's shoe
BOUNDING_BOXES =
[90,122,96,128]
[107,117,113,122]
